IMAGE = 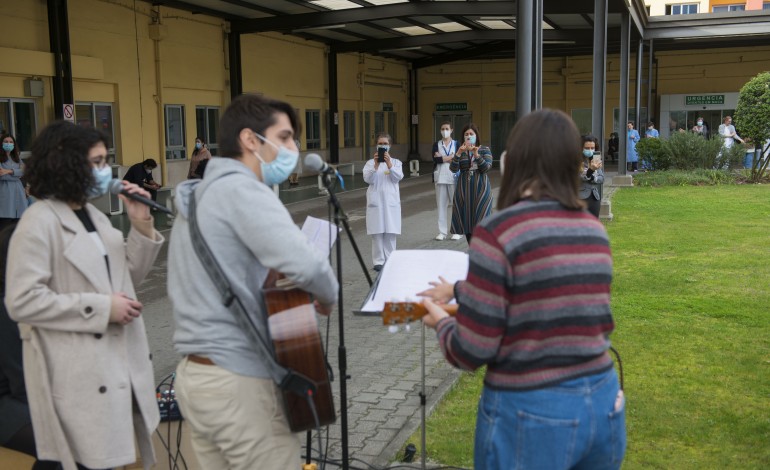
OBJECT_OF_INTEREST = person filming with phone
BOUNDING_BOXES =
[579,134,604,218]
[450,123,493,244]
[363,133,403,272]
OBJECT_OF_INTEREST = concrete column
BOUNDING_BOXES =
[47,0,74,120]
[533,0,543,110]
[615,13,633,186]
[328,50,339,164]
[516,0,533,119]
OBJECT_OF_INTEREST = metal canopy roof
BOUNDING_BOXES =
[148,0,770,67]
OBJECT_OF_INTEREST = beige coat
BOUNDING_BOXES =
[4,199,164,470]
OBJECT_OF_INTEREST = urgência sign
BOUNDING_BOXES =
[685,95,725,106]
[436,102,468,111]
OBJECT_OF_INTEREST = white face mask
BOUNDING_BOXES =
[441,129,451,139]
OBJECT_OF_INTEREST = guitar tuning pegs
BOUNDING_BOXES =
[388,325,399,334]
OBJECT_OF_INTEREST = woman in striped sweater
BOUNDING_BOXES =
[420,109,625,470]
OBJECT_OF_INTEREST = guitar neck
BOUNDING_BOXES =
[381,302,458,326]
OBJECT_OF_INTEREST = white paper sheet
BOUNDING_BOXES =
[301,216,339,258]
[360,249,469,313]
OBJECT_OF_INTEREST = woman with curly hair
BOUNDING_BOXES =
[4,121,164,470]
[0,134,28,231]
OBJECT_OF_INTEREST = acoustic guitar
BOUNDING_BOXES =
[263,271,335,432]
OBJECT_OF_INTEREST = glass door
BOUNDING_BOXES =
[491,111,517,158]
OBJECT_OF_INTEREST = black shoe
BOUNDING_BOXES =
[373,265,383,272]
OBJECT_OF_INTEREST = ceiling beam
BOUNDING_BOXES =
[332,29,602,54]
[150,0,238,20]
[231,1,516,34]
[644,11,770,39]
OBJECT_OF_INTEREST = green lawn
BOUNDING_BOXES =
[410,185,770,469]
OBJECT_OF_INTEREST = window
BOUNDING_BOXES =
[613,107,648,133]
[570,109,593,136]
[387,112,397,144]
[713,5,745,12]
[765,2,770,9]
[195,106,220,156]
[343,111,356,147]
[665,3,698,15]
[165,105,186,160]
[0,99,38,155]
[305,110,321,150]
[76,102,116,159]
[374,112,384,139]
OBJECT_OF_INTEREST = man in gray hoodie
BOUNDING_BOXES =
[167,94,338,470]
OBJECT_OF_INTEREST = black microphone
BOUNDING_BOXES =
[304,153,338,176]
[108,179,173,215]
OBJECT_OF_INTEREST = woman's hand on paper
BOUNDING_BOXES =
[417,276,455,304]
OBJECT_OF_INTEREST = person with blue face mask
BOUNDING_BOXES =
[363,132,404,271]
[167,94,338,470]
[187,136,211,179]
[579,134,605,218]
[450,123,493,244]
[0,134,28,231]
[4,121,163,470]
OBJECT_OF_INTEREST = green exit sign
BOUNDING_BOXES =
[685,95,724,105]
[436,102,468,112]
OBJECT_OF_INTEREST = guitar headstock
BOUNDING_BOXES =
[381,301,458,333]
[382,301,428,327]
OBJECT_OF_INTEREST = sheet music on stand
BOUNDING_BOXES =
[355,249,469,315]
[301,215,339,258]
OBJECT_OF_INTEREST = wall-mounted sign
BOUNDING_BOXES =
[436,102,468,112]
[685,95,724,106]
[382,102,394,112]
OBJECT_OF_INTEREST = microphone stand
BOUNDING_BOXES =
[321,172,372,470]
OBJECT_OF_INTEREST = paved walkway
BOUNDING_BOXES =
[127,167,623,469]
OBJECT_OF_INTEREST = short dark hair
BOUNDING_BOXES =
[143,158,158,168]
[27,121,109,205]
[647,122,655,128]
[1,133,20,164]
[218,94,301,159]
[497,109,583,211]
[460,123,481,145]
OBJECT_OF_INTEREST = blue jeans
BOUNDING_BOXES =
[474,368,626,470]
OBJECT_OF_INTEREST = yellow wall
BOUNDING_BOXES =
[1,0,768,190]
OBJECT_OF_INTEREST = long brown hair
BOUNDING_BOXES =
[497,109,584,211]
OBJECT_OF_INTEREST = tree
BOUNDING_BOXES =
[734,72,770,182]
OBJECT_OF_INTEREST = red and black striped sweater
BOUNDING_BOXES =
[436,199,616,391]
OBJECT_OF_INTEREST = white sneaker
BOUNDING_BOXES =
[435,234,446,241]
[450,234,463,240]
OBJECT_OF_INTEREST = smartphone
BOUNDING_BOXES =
[592,152,602,165]
[377,147,386,163]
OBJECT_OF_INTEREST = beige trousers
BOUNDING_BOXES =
[175,357,300,470]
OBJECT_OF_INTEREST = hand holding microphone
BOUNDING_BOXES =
[108,179,173,215]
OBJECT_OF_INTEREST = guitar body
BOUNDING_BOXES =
[263,271,336,432]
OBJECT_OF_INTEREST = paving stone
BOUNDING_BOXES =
[351,392,381,404]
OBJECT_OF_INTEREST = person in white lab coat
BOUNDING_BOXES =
[363,133,403,272]
[432,122,462,241]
